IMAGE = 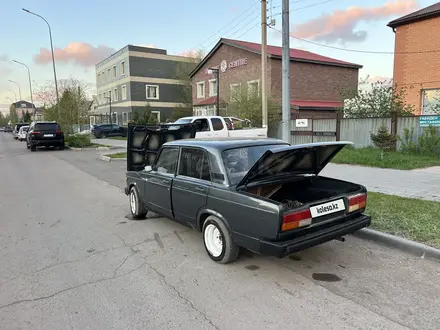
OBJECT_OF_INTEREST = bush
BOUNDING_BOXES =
[398,127,417,153]
[65,133,92,148]
[370,124,396,159]
[419,126,440,156]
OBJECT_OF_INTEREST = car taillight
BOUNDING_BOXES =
[281,209,312,231]
[56,130,63,135]
[348,193,367,213]
[31,131,40,135]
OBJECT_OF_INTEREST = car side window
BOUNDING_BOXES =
[194,119,210,132]
[154,148,179,174]
[178,148,211,181]
[211,118,224,131]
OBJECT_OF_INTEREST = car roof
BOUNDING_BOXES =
[163,138,289,151]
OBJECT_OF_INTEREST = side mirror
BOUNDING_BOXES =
[144,165,152,172]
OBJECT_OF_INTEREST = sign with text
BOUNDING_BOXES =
[204,58,248,74]
[295,119,308,128]
[419,116,440,127]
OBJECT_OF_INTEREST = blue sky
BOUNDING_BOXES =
[0,0,437,113]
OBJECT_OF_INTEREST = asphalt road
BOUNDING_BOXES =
[1,132,440,330]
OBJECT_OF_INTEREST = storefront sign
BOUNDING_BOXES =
[419,116,440,127]
[204,58,248,74]
[295,119,308,128]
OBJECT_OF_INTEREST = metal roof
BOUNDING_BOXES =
[388,2,440,28]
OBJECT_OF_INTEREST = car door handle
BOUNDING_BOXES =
[195,186,205,192]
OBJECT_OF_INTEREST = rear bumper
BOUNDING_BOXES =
[250,215,371,258]
[32,139,64,146]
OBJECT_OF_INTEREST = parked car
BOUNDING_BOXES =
[26,121,65,151]
[91,124,127,138]
[124,124,371,264]
[4,126,13,132]
[13,123,30,139]
[173,116,266,138]
[18,125,29,141]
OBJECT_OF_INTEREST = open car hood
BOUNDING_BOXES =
[127,123,196,172]
[235,141,353,189]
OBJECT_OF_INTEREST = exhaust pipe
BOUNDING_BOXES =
[334,236,345,242]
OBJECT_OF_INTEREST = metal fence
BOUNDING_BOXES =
[271,115,440,150]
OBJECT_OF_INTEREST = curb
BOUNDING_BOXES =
[353,228,440,261]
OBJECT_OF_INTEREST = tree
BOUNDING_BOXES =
[132,103,158,125]
[227,82,281,127]
[23,110,32,122]
[35,77,91,133]
[370,124,397,159]
[171,49,205,120]
[9,104,18,124]
[339,76,415,118]
[0,112,10,127]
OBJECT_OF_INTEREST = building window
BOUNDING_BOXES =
[422,89,440,115]
[230,83,241,102]
[107,68,111,80]
[108,90,112,101]
[247,80,260,97]
[113,88,118,101]
[121,85,127,100]
[146,85,159,100]
[101,72,105,83]
[97,73,100,84]
[123,112,127,123]
[209,79,217,97]
[196,82,205,98]
[151,111,161,123]
[103,91,107,102]
[121,61,125,75]
[112,65,117,78]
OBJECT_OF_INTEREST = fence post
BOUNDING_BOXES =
[336,111,342,141]
[391,111,398,150]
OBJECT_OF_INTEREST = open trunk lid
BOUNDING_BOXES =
[127,122,196,172]
[235,141,353,189]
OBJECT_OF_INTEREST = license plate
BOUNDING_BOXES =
[310,199,345,218]
[44,134,54,137]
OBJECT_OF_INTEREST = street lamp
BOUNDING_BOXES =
[13,60,35,119]
[104,95,113,135]
[207,67,220,116]
[8,80,22,101]
[22,8,60,121]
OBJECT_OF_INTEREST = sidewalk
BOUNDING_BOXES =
[322,163,440,202]
[92,138,127,149]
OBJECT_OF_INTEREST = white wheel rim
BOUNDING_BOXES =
[130,191,136,214]
[204,224,223,257]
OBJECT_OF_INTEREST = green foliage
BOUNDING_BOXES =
[418,126,440,156]
[132,104,158,125]
[22,110,32,123]
[370,124,397,159]
[65,133,92,148]
[9,104,18,124]
[0,112,10,126]
[227,83,280,127]
[397,127,418,153]
[339,77,415,118]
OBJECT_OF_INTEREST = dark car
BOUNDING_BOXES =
[91,124,127,138]
[124,125,371,264]
[13,123,30,139]
[26,121,65,151]
[4,126,13,132]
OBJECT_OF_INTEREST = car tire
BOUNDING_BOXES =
[30,145,36,152]
[202,216,239,264]
[101,132,107,138]
[129,186,147,219]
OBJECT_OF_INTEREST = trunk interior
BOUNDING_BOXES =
[245,176,362,210]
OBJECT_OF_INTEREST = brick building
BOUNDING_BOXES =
[388,2,440,115]
[189,38,362,119]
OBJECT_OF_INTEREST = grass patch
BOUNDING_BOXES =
[333,147,440,170]
[366,192,440,248]
[106,152,127,159]
[65,134,93,148]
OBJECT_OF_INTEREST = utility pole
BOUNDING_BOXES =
[261,0,268,128]
[105,94,113,136]
[281,0,291,142]
[208,67,220,116]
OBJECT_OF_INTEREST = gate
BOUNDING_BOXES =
[290,117,340,145]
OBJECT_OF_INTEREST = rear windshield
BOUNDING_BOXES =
[35,123,60,131]
[222,144,288,185]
